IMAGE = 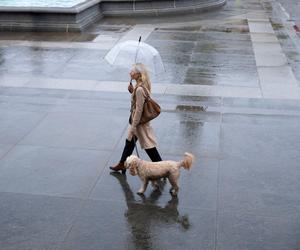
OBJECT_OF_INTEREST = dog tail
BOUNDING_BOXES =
[180,152,194,170]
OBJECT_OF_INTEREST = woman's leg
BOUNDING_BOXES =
[145,147,165,182]
[120,137,136,163]
[110,137,137,173]
[145,147,162,162]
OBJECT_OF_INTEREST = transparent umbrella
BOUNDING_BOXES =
[104,37,165,75]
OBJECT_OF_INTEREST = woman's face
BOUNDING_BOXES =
[130,69,140,80]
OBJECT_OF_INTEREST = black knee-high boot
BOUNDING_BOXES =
[120,138,136,163]
[145,147,162,162]
[110,138,136,174]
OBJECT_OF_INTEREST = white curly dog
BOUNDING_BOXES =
[125,153,194,196]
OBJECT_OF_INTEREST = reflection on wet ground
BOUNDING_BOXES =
[110,172,190,249]
[146,20,258,86]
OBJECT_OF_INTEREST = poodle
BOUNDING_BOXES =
[125,153,194,196]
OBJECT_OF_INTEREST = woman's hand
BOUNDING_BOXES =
[127,126,137,141]
[128,82,134,94]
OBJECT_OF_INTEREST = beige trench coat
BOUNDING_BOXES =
[128,86,157,149]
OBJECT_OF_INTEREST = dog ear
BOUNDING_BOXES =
[129,159,138,176]
[125,155,134,169]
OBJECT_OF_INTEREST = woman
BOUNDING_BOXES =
[110,63,162,174]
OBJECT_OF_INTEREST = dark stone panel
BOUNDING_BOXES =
[219,157,300,217]
[0,144,11,159]
[0,192,82,249]
[19,111,128,150]
[0,145,111,198]
[0,108,46,146]
[217,211,300,250]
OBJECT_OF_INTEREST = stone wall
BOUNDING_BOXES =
[0,0,226,32]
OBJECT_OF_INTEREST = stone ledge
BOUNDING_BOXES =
[102,0,226,16]
[0,0,226,32]
[0,3,103,32]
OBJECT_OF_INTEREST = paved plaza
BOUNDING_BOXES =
[0,0,300,249]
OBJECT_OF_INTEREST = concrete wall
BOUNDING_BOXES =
[0,0,226,32]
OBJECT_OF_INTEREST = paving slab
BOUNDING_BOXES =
[0,87,68,113]
[0,75,30,87]
[0,145,110,198]
[258,66,298,85]
[0,144,12,159]
[0,109,46,146]
[250,33,279,43]
[220,122,300,163]
[219,157,300,217]
[52,90,130,114]
[217,211,300,250]
[261,84,300,99]
[119,24,155,42]
[254,53,287,67]
[165,84,262,98]
[248,21,275,34]
[246,11,269,20]
[252,42,283,55]
[0,192,82,250]
[25,77,99,91]
[19,111,127,151]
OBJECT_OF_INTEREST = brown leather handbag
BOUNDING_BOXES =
[131,86,161,125]
[140,86,161,124]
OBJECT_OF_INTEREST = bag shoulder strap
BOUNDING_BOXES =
[133,85,150,99]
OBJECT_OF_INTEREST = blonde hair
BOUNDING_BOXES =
[132,63,151,93]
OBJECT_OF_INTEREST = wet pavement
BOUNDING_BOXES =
[1,0,300,250]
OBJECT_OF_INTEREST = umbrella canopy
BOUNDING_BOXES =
[105,40,165,75]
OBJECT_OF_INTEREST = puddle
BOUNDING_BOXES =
[262,1,273,12]
[277,33,289,39]
[156,26,201,32]
[176,105,207,112]
[200,43,217,52]
[72,34,98,42]
[201,24,249,33]
[271,21,284,30]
